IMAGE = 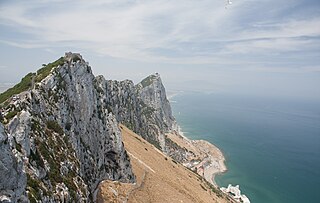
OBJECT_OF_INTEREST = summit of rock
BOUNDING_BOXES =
[0,53,229,203]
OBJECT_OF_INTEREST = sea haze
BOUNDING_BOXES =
[171,92,320,203]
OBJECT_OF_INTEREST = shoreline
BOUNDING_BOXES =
[168,126,227,186]
[172,125,250,202]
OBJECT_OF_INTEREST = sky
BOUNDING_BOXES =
[0,0,319,100]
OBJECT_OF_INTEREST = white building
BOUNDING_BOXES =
[220,184,250,203]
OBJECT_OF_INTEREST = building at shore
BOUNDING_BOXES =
[220,184,250,203]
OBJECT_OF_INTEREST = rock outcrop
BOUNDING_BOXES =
[0,52,195,202]
[0,123,26,202]
[0,53,135,202]
[94,73,177,151]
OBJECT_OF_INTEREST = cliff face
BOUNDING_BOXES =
[0,52,185,203]
[0,53,134,202]
[95,73,177,150]
[0,123,26,202]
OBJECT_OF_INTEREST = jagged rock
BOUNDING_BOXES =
[1,53,135,202]
[95,73,177,151]
[0,123,27,203]
[0,52,185,202]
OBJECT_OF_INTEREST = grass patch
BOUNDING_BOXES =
[35,57,65,82]
[0,72,34,104]
[0,57,65,104]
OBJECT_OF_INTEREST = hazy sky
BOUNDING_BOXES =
[0,0,319,100]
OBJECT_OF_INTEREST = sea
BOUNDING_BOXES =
[170,91,320,203]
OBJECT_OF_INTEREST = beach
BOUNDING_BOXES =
[166,129,227,186]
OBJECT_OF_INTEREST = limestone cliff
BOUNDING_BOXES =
[94,73,177,151]
[0,53,134,202]
[0,123,26,202]
[0,52,193,203]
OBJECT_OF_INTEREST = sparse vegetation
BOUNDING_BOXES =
[148,138,161,150]
[140,75,157,88]
[28,193,37,203]
[0,57,65,104]
[31,119,41,133]
[27,174,42,201]
[29,148,45,168]
[46,120,64,135]
[35,57,65,82]
[5,110,18,120]
[142,106,155,118]
[0,72,34,104]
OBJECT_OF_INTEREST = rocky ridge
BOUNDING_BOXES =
[94,72,177,151]
[0,53,134,202]
[0,52,225,203]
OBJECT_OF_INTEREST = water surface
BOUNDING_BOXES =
[171,92,320,203]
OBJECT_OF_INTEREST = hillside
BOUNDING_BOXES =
[97,125,232,203]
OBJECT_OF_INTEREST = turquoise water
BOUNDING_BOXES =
[171,92,320,203]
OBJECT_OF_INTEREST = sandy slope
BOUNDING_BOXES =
[97,125,232,203]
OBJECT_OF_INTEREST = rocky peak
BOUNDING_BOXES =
[1,53,135,202]
[0,53,180,202]
[137,73,160,88]
[95,72,177,151]
[137,73,175,127]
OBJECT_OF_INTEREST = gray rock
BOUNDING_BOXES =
[0,123,26,203]
[1,52,184,202]
[95,73,177,151]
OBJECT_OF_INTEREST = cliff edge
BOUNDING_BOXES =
[0,52,229,203]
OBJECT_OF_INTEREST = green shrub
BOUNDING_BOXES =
[5,110,18,120]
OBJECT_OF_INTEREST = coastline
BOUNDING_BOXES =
[167,126,227,186]
[169,93,251,203]
[170,127,251,202]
